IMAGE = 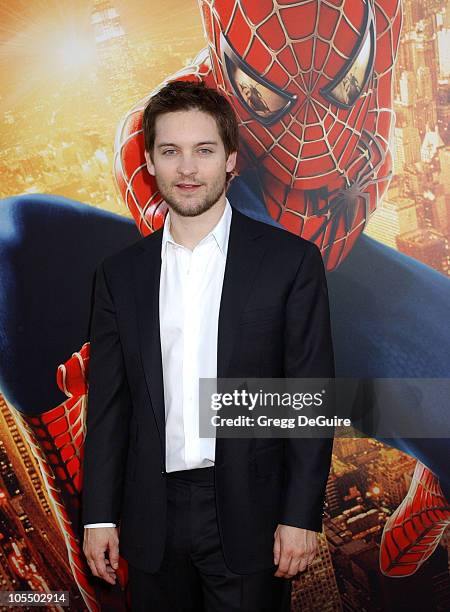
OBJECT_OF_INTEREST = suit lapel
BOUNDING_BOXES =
[215,209,267,466]
[133,229,166,457]
[217,209,267,378]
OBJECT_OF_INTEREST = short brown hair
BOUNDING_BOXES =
[142,80,239,158]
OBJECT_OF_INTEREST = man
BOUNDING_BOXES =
[82,81,335,611]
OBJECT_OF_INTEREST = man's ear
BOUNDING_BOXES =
[226,150,238,174]
[144,150,155,176]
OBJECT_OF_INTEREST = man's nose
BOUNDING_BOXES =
[177,154,198,176]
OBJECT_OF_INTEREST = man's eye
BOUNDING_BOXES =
[199,148,213,154]
[162,149,177,155]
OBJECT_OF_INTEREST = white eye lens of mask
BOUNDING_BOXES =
[221,33,296,125]
[321,6,374,108]
[231,65,287,119]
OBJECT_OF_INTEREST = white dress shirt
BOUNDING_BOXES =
[85,200,231,528]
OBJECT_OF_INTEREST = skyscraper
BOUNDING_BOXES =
[397,227,449,274]
[366,190,419,249]
[91,0,140,111]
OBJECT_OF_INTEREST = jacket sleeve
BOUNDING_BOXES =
[81,261,132,526]
[280,241,335,532]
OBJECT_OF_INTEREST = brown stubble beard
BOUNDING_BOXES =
[155,172,227,218]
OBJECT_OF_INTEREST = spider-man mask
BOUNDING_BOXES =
[200,0,401,268]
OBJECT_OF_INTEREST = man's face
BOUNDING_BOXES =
[145,109,237,217]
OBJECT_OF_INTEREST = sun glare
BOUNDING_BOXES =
[0,6,98,88]
[56,32,95,72]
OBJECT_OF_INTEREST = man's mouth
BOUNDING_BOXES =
[175,183,203,192]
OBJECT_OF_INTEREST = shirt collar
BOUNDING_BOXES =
[161,198,232,258]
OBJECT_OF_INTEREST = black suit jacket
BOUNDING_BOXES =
[82,207,335,574]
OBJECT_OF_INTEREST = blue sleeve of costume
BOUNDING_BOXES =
[0,194,140,414]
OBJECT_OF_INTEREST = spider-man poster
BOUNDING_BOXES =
[0,1,449,610]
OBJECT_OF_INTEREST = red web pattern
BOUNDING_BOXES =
[114,0,402,269]
[380,462,450,577]
[14,344,101,610]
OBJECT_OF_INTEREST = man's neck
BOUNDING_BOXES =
[168,197,227,251]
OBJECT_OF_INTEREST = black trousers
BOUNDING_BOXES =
[128,466,292,611]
